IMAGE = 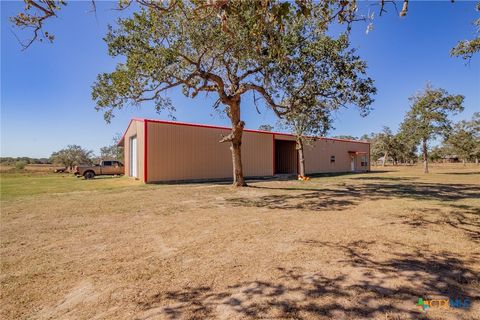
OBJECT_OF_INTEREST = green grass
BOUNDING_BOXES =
[0,172,145,200]
[1,164,478,200]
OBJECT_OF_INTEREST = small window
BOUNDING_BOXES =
[330,156,335,163]
[103,161,112,166]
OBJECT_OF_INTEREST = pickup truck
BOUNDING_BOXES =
[74,160,124,179]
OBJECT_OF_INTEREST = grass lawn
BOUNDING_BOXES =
[1,164,479,319]
[0,172,147,200]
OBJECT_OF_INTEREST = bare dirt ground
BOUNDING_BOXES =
[1,164,479,319]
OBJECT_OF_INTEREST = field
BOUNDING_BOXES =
[1,164,479,320]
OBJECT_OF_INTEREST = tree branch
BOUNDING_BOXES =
[238,83,287,116]
[237,66,262,82]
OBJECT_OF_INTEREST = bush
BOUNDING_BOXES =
[15,161,27,170]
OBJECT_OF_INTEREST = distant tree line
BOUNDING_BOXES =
[304,84,477,173]
[0,157,50,165]
[360,112,479,171]
[2,135,124,170]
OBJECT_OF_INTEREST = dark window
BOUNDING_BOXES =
[330,156,335,163]
[103,161,112,166]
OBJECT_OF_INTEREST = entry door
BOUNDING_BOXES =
[130,136,138,178]
[350,156,355,172]
[275,140,297,174]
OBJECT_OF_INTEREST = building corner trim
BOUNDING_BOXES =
[272,134,275,175]
[144,120,148,183]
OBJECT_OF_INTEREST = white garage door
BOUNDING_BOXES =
[130,136,137,178]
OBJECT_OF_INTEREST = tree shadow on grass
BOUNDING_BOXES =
[439,172,480,176]
[225,182,480,242]
[226,191,358,211]
[300,170,395,179]
[397,206,480,243]
[226,182,480,210]
[136,241,479,319]
[350,176,419,181]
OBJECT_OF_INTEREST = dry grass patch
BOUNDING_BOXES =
[1,164,479,319]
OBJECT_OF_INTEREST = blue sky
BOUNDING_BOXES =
[1,1,479,158]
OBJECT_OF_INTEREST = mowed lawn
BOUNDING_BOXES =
[1,165,479,320]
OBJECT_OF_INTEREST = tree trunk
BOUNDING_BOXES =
[476,157,479,165]
[422,138,429,174]
[382,151,388,166]
[297,137,306,177]
[224,98,247,187]
[463,159,466,166]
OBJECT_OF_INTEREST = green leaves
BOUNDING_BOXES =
[91,1,377,129]
[444,113,480,161]
[451,1,480,60]
[399,84,465,166]
[403,84,465,142]
[50,145,94,167]
[274,12,376,140]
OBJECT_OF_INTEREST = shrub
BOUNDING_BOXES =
[15,161,27,170]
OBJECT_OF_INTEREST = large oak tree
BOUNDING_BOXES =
[91,2,375,186]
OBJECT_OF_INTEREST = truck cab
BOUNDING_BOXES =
[97,160,123,175]
[74,160,124,179]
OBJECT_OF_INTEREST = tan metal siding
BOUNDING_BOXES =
[241,131,273,177]
[304,139,369,174]
[121,118,370,182]
[274,133,296,141]
[146,122,231,181]
[137,123,145,181]
[123,120,144,181]
[123,121,136,177]
[146,122,274,182]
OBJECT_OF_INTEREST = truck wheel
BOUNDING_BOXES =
[84,171,95,180]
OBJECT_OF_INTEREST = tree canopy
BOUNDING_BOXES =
[373,127,396,166]
[450,2,480,60]
[444,112,480,163]
[11,0,480,62]
[258,124,274,132]
[400,84,464,173]
[99,134,124,161]
[50,145,94,168]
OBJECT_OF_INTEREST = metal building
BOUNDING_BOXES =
[118,118,370,183]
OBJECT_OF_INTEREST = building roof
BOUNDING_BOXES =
[118,118,370,146]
